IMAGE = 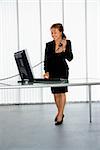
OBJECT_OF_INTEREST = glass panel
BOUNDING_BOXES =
[18,0,42,103]
[0,0,19,104]
[41,0,63,103]
[18,0,41,77]
[87,0,100,101]
[63,0,87,101]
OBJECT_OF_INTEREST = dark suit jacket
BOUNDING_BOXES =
[44,40,73,78]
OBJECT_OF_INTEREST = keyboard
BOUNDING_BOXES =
[33,78,68,84]
[18,78,68,85]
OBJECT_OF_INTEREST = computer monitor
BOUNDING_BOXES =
[14,49,34,82]
[14,49,67,84]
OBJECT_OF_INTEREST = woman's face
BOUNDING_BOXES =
[50,28,62,41]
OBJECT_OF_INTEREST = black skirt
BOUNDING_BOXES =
[51,86,68,94]
[47,51,70,94]
[50,70,69,94]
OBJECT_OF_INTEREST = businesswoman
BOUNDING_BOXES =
[44,23,73,125]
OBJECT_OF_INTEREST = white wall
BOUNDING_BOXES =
[0,0,100,104]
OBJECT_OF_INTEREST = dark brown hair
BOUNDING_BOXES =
[50,23,64,32]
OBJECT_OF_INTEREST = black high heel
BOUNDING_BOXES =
[55,114,64,122]
[55,115,58,122]
[55,119,63,125]
[55,115,64,125]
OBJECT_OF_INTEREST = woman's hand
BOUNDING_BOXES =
[56,39,67,53]
[44,72,49,79]
[62,39,67,51]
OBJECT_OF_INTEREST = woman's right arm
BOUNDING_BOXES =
[44,43,49,72]
[44,43,50,79]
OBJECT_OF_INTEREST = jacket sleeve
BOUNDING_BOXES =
[60,40,73,61]
[44,43,49,72]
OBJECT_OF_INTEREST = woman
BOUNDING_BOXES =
[44,23,73,125]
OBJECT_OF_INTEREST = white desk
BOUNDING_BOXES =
[0,81,100,123]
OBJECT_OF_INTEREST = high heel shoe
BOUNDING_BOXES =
[55,115,64,125]
[55,119,63,125]
[55,115,58,122]
[55,114,64,122]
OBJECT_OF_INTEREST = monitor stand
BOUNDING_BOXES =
[18,79,33,85]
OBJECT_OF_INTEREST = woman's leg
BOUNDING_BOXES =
[57,93,66,122]
[54,93,60,116]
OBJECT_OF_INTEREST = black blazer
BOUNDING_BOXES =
[44,40,73,75]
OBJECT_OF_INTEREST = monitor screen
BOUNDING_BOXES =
[14,49,34,82]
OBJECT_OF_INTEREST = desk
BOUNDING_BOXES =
[0,81,100,123]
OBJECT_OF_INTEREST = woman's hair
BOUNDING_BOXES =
[50,23,64,32]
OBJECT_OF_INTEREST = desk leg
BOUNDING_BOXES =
[88,85,92,123]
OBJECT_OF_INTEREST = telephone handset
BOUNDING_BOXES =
[59,33,66,47]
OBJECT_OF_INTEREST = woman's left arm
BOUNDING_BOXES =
[61,40,73,61]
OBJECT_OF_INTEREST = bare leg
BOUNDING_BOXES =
[57,93,66,122]
[54,93,60,116]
